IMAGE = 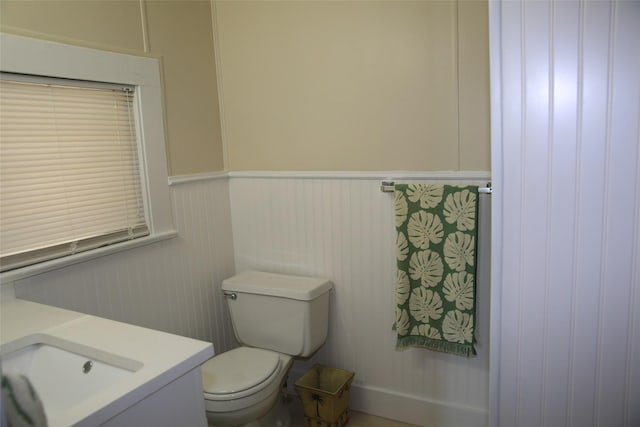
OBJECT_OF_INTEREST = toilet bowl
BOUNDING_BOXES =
[202,271,332,427]
[202,347,293,426]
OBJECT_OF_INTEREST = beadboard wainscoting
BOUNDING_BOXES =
[5,171,491,426]
[9,175,237,355]
[229,172,492,427]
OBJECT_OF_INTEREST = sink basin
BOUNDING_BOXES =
[1,334,143,425]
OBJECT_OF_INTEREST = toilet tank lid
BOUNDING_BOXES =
[222,271,332,301]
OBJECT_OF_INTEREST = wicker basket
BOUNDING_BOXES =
[294,364,355,427]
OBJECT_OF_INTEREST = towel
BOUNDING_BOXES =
[394,184,479,357]
[1,375,48,427]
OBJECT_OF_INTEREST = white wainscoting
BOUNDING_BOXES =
[11,176,237,355]
[490,1,640,426]
[7,171,492,426]
[229,172,492,427]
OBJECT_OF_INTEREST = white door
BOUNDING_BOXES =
[489,1,640,426]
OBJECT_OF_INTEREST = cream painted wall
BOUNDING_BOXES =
[457,0,490,170]
[145,0,224,175]
[0,0,145,52]
[214,0,490,171]
[0,0,224,175]
[0,1,490,172]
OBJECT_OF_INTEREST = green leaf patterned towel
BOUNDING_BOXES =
[1,374,48,427]
[394,184,479,357]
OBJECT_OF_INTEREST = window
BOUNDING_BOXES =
[0,76,150,272]
[0,34,176,279]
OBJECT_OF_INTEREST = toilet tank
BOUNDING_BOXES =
[222,271,333,357]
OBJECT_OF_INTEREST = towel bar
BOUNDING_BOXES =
[380,180,492,194]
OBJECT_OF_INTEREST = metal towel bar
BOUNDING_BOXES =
[380,180,492,194]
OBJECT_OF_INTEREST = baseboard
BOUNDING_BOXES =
[286,366,488,427]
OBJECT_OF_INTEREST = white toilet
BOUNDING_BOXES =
[201,271,333,427]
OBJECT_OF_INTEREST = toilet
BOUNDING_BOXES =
[201,271,333,427]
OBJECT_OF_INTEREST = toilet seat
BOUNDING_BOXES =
[202,347,281,401]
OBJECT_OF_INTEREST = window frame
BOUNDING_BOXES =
[0,33,176,282]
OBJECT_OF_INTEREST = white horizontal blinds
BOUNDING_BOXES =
[0,76,149,272]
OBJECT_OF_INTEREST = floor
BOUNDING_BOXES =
[288,395,419,427]
[207,395,419,427]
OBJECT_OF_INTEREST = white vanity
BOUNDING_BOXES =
[1,298,214,427]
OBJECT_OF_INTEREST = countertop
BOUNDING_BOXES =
[0,298,214,426]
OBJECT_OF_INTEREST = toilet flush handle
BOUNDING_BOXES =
[223,291,237,300]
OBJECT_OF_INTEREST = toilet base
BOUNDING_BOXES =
[206,384,291,427]
[241,393,291,427]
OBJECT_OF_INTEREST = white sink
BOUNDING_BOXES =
[1,334,142,425]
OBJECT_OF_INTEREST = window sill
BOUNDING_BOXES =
[0,230,178,284]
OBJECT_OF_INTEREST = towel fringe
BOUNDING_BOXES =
[396,336,477,358]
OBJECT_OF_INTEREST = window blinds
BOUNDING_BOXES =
[0,76,149,272]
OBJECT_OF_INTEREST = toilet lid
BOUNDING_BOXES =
[201,347,280,395]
